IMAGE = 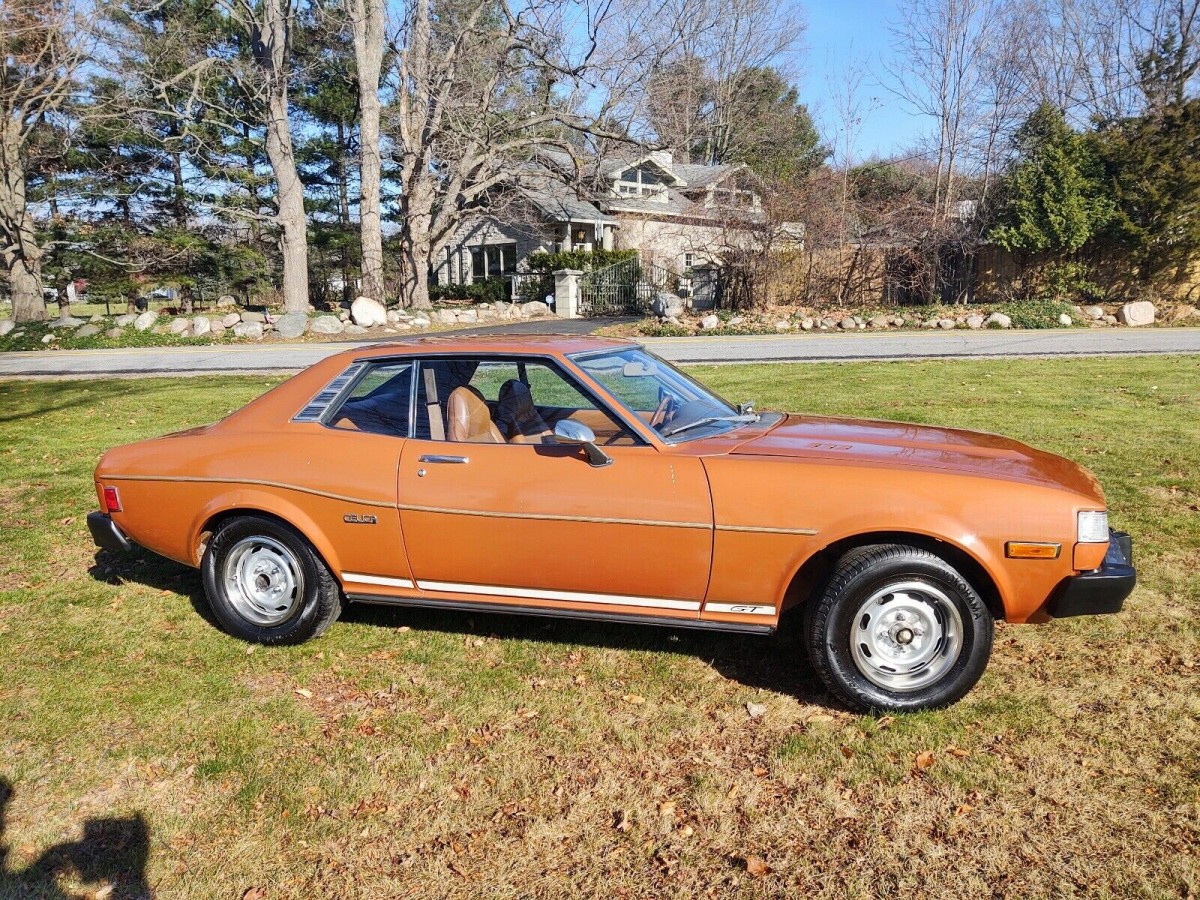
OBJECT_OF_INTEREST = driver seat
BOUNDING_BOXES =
[446,386,504,443]
[495,379,553,444]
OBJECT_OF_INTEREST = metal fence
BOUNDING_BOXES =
[578,257,677,317]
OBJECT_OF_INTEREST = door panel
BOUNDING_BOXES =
[397,439,712,613]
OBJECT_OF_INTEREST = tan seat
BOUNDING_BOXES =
[495,379,553,444]
[446,385,504,443]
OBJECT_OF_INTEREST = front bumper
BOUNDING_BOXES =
[87,511,134,554]
[1047,530,1135,618]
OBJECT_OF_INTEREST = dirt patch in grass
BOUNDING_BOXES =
[0,360,1197,898]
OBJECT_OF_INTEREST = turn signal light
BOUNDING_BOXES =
[1005,541,1060,560]
[103,486,122,513]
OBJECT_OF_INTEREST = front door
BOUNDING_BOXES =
[397,356,713,619]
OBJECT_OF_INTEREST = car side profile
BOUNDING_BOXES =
[88,336,1135,712]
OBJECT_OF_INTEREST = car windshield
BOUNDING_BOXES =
[571,347,756,441]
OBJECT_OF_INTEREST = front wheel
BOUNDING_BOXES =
[804,544,994,712]
[201,515,343,645]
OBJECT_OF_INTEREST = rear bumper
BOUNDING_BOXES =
[1047,531,1135,618]
[87,511,134,554]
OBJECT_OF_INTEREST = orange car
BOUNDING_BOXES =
[88,336,1134,712]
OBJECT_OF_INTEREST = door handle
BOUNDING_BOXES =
[418,454,470,464]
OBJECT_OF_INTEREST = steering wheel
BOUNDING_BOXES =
[649,392,676,429]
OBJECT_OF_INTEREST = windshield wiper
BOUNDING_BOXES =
[661,413,759,438]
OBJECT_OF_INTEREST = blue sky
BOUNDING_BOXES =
[795,0,925,160]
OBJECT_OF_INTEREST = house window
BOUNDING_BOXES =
[615,166,668,200]
[684,253,694,270]
[469,243,517,281]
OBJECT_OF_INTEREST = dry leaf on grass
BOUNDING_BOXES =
[915,750,937,771]
[745,702,767,719]
[622,694,646,705]
[946,746,971,758]
[744,855,772,877]
[613,809,632,832]
[294,688,313,699]
[241,889,267,900]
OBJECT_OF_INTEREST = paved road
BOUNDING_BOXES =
[1,327,1198,377]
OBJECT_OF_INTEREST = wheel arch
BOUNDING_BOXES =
[190,496,341,576]
[780,530,1007,621]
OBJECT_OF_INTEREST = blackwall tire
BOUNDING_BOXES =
[804,544,994,712]
[201,516,342,645]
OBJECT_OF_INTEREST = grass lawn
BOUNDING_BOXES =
[0,357,1197,899]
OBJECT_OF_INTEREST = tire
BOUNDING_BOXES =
[803,544,993,713]
[201,515,343,645]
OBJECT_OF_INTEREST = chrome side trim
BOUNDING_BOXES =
[346,593,776,635]
[703,603,777,616]
[715,524,819,536]
[102,474,394,508]
[341,572,415,589]
[398,503,710,530]
[417,579,701,612]
[418,454,470,464]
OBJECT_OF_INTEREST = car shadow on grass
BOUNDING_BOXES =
[0,777,152,900]
[88,549,835,710]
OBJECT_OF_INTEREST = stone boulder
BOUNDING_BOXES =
[1058,313,1073,326]
[800,317,814,331]
[75,324,101,338]
[700,314,720,330]
[435,309,458,325]
[221,313,241,328]
[275,311,309,339]
[521,301,552,318]
[209,321,226,336]
[839,317,856,330]
[869,315,892,328]
[192,315,211,337]
[0,320,14,337]
[351,296,388,327]
[343,323,368,335]
[984,312,1012,329]
[386,309,401,324]
[114,313,137,327]
[1082,305,1105,320]
[105,328,124,339]
[1170,303,1199,322]
[42,334,57,344]
[965,315,985,329]
[938,318,956,329]
[233,322,264,340]
[169,317,190,334]
[651,292,686,319]
[216,295,237,307]
[89,314,104,323]
[1117,300,1156,326]
[240,310,267,324]
[311,315,345,335]
[775,320,791,331]
[412,316,431,328]
[49,315,85,329]
[456,310,478,324]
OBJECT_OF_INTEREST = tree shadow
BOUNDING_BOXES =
[0,778,152,900]
[0,380,146,426]
[90,550,837,710]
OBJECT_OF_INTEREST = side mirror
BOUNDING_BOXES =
[553,420,613,468]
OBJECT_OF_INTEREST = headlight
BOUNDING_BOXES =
[1077,510,1109,543]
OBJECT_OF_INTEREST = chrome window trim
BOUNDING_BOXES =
[292,361,370,424]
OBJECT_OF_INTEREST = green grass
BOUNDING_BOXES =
[0,358,1198,898]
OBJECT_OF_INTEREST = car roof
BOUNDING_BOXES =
[339,333,640,362]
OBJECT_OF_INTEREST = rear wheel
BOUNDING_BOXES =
[201,516,342,645]
[804,544,993,712]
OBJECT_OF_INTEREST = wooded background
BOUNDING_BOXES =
[2,0,1199,323]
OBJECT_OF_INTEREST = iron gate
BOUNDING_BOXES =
[578,257,676,316]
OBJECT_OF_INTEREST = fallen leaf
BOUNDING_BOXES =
[839,746,854,759]
[241,890,267,900]
[613,809,631,832]
[294,688,313,699]
[876,715,896,730]
[752,765,768,777]
[946,746,971,758]
[398,625,411,633]
[94,887,114,900]
[726,782,739,800]
[657,800,676,818]
[745,702,767,720]
[745,856,772,877]
[954,803,975,816]
[915,750,936,771]
[622,694,646,705]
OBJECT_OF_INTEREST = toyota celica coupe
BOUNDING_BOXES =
[88,336,1135,711]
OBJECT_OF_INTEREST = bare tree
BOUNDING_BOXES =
[220,0,310,313]
[344,0,386,302]
[0,0,94,322]
[386,0,695,309]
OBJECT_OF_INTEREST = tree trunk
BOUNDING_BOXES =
[348,0,386,304]
[400,226,432,309]
[258,0,310,314]
[0,124,46,323]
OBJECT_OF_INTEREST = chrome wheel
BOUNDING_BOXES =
[849,580,964,692]
[221,535,304,627]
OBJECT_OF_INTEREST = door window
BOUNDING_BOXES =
[414,357,638,445]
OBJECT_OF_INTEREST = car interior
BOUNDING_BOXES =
[331,358,639,445]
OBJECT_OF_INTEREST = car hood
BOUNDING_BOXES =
[730,414,1104,501]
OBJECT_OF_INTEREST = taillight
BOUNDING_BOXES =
[103,486,122,513]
